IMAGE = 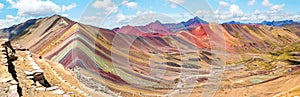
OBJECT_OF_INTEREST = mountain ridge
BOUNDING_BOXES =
[2,14,300,35]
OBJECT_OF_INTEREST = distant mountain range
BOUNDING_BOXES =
[223,20,300,26]
[113,16,300,36]
[113,16,209,36]
[260,20,300,26]
[113,20,173,36]
[223,21,244,24]
[163,16,208,32]
[2,15,299,37]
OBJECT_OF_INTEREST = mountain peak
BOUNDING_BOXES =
[223,21,243,24]
[50,14,64,18]
[152,20,162,25]
[49,14,67,20]
[145,20,164,27]
[193,16,201,21]
[186,16,208,24]
[48,14,73,24]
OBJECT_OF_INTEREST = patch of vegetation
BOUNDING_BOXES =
[174,78,180,83]
[270,42,300,56]
[277,53,292,61]
[245,60,276,71]
[235,32,242,39]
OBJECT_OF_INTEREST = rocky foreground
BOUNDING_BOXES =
[0,38,117,97]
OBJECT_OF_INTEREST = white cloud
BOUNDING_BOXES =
[168,0,184,8]
[126,2,138,8]
[219,10,299,23]
[261,0,286,13]
[214,1,227,18]
[215,1,230,13]
[254,10,260,15]
[116,13,126,23]
[8,0,60,16]
[262,0,272,7]
[229,4,243,16]
[170,4,177,8]
[111,11,161,27]
[136,11,141,15]
[248,0,256,6]
[122,1,138,9]
[270,4,285,13]
[62,3,77,12]
[1,0,76,28]
[129,12,177,26]
[6,0,76,16]
[196,1,295,23]
[80,15,104,27]
[219,1,230,7]
[0,3,4,10]
[0,15,30,28]
[6,0,14,4]
[136,10,154,15]
[293,15,300,21]
[0,17,15,28]
[61,14,69,17]
[169,0,184,4]
[195,10,214,21]
[212,2,246,22]
[196,0,293,23]
[92,0,118,14]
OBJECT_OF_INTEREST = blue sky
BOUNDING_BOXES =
[0,0,299,28]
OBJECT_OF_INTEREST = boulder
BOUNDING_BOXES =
[52,89,64,95]
[26,76,34,79]
[78,90,84,94]
[65,83,71,86]
[83,93,89,96]
[9,85,18,91]
[32,65,40,70]
[63,94,71,97]
[9,80,18,85]
[67,92,74,94]
[1,52,6,54]
[58,76,63,80]
[8,92,19,97]
[36,87,46,91]
[32,69,44,73]
[1,55,7,58]
[0,77,13,83]
[24,71,34,76]
[46,86,59,91]
[70,86,76,89]
[1,48,5,50]
[2,58,7,62]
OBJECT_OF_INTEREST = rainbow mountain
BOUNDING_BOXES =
[1,14,300,96]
